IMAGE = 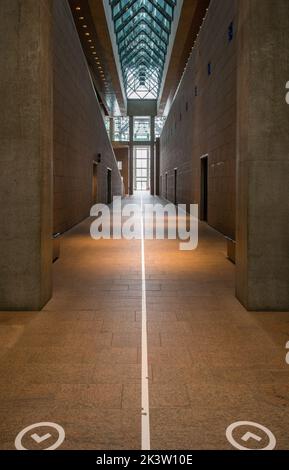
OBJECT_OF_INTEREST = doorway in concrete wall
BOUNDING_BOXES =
[134,146,150,191]
[165,173,168,199]
[200,155,208,221]
[92,163,98,204]
[107,168,112,204]
[174,168,178,205]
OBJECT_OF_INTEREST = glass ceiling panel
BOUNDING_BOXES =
[109,0,177,99]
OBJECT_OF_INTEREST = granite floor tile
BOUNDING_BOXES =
[0,195,288,450]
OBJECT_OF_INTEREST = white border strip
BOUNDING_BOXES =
[140,194,150,450]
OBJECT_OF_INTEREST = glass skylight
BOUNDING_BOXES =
[109,0,177,99]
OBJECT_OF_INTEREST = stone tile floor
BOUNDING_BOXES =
[0,195,288,450]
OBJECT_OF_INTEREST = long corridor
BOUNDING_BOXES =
[0,195,288,450]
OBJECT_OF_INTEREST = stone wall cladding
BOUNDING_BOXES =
[53,0,122,234]
[160,0,237,239]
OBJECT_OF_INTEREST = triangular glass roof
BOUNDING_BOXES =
[109,0,177,99]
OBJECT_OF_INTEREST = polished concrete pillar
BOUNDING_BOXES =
[0,0,53,310]
[150,116,155,195]
[109,117,114,142]
[155,138,160,196]
[129,116,134,195]
[236,0,289,310]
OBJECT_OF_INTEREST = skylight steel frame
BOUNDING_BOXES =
[109,0,177,99]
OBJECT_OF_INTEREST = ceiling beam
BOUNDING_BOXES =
[158,0,211,116]
[88,0,127,114]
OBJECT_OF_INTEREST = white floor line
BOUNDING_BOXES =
[140,193,150,450]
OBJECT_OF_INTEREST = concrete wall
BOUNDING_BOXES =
[0,0,53,310]
[235,0,289,310]
[160,0,237,239]
[113,146,129,195]
[53,0,122,234]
